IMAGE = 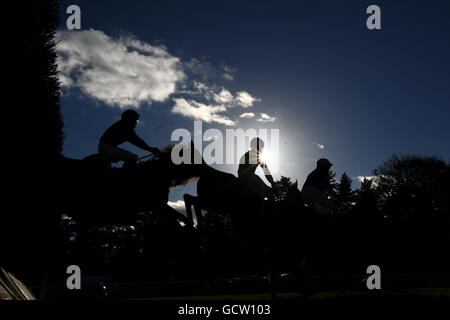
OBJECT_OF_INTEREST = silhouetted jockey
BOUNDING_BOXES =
[98,109,160,167]
[302,158,336,214]
[238,137,275,200]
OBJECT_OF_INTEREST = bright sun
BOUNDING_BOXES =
[259,149,271,164]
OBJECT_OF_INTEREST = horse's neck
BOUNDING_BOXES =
[201,163,221,175]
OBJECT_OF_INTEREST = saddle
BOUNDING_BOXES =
[83,153,112,166]
[82,153,114,176]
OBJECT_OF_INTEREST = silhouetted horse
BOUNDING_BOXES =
[182,155,301,258]
[184,169,275,231]
[183,160,347,289]
[55,145,201,225]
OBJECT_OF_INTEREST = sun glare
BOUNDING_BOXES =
[258,146,280,175]
[259,149,271,165]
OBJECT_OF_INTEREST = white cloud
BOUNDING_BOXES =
[56,29,262,125]
[222,73,234,81]
[204,135,218,141]
[257,113,276,122]
[355,176,376,182]
[240,112,255,118]
[174,82,260,125]
[184,58,216,79]
[56,29,185,108]
[354,176,379,188]
[221,65,236,81]
[194,81,209,93]
[189,83,260,109]
[172,98,235,126]
[213,89,234,104]
[236,91,260,108]
[178,81,213,98]
[168,200,187,216]
[185,60,237,82]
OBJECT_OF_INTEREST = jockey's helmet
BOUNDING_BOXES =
[250,137,264,151]
[317,158,333,168]
[122,109,140,121]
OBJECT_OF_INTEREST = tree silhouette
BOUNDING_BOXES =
[372,154,450,272]
[273,176,295,201]
[329,170,337,194]
[359,178,374,195]
[356,178,379,217]
[334,172,355,215]
[373,154,449,223]
[1,0,64,285]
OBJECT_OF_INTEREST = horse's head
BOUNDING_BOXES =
[138,142,204,187]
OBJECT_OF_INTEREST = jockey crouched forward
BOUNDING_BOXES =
[238,137,275,202]
[301,158,336,214]
[98,109,160,167]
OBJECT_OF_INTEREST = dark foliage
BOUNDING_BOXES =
[272,176,295,201]
[371,155,450,273]
[373,154,449,223]
[55,153,450,284]
[334,172,356,215]
[0,1,449,294]
[1,1,64,284]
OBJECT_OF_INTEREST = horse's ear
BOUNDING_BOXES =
[294,180,298,188]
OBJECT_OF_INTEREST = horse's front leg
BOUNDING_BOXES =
[193,197,203,227]
[184,194,203,227]
[183,194,196,226]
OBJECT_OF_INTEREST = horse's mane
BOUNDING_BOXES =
[144,142,203,187]
[161,143,176,155]
[139,143,176,164]
[159,142,202,160]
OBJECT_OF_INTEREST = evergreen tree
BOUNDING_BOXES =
[328,170,337,196]
[273,176,294,201]
[334,172,356,215]
[359,177,373,193]
[1,0,64,284]
[357,178,378,206]
[355,178,381,222]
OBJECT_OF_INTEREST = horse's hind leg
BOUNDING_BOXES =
[193,198,203,227]
[184,194,197,226]
[183,194,203,227]
[183,194,194,226]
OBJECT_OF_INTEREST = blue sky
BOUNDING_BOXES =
[57,0,450,208]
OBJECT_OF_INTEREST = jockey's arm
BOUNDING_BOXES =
[128,132,159,154]
[261,162,274,185]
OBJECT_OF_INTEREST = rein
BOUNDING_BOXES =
[138,154,154,161]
